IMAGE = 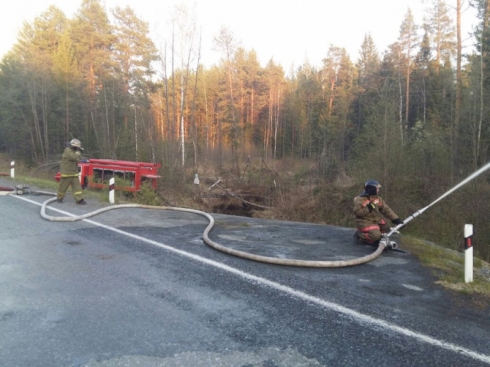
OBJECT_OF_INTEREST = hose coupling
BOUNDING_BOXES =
[379,238,398,250]
[14,184,30,195]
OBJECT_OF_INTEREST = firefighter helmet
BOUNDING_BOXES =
[364,179,381,196]
[70,139,84,151]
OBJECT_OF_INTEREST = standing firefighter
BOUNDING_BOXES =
[57,139,87,205]
[353,180,403,245]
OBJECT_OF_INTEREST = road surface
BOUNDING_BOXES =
[1,181,489,367]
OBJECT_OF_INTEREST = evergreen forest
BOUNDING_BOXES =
[1,0,490,261]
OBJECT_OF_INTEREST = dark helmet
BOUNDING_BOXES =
[364,179,381,196]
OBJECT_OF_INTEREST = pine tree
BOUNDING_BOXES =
[112,5,158,160]
[398,8,419,130]
[70,0,114,152]
[52,29,80,143]
[10,5,69,161]
[355,33,381,133]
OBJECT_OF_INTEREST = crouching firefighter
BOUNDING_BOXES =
[353,179,403,245]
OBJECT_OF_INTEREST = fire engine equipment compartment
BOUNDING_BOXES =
[55,159,161,192]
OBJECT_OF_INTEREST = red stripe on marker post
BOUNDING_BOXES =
[464,224,473,283]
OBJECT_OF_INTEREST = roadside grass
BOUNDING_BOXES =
[214,220,251,228]
[402,236,490,299]
[2,178,161,217]
[0,174,114,204]
[7,175,59,191]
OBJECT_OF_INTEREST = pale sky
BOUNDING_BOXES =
[0,0,478,70]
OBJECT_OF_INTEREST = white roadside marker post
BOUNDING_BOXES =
[464,224,473,283]
[10,161,14,178]
[109,177,115,204]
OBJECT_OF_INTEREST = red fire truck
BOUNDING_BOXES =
[55,159,161,192]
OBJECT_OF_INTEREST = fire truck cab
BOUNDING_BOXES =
[55,159,161,192]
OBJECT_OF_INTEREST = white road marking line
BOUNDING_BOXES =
[13,195,490,365]
[402,284,424,291]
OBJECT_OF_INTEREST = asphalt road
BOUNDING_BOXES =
[1,183,490,367]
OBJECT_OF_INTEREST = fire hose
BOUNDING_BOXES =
[38,196,385,268]
[4,160,490,267]
[4,183,382,267]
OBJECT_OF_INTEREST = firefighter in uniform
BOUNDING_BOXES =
[57,139,86,204]
[353,179,403,245]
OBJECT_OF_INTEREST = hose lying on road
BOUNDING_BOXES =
[27,192,387,268]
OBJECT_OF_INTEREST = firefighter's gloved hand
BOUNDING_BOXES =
[392,218,404,225]
[367,202,376,212]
